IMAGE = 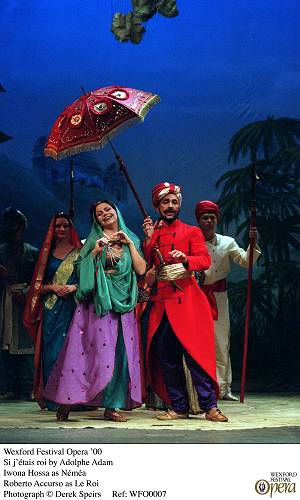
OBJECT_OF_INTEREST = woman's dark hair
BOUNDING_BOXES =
[51,213,73,250]
[53,212,73,226]
[90,200,117,223]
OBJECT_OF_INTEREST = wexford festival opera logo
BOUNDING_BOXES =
[255,472,298,497]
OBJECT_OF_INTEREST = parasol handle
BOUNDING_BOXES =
[69,159,75,220]
[118,155,148,218]
[107,138,148,218]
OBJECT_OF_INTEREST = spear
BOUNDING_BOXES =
[240,156,258,403]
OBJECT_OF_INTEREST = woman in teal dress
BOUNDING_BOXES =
[24,213,82,409]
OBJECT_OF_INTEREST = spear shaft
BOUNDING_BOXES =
[240,158,257,403]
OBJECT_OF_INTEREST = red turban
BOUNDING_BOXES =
[152,182,182,208]
[195,200,221,221]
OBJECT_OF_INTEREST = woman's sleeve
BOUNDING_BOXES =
[75,253,96,300]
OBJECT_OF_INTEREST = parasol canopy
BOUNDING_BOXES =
[44,85,160,160]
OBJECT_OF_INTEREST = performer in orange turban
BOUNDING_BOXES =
[141,183,228,422]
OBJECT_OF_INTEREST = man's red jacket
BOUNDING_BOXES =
[143,219,218,402]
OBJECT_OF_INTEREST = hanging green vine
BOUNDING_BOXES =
[111,0,179,44]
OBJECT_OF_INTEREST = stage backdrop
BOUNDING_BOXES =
[1,0,299,391]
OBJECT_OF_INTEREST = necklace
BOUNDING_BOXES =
[103,231,114,239]
[103,232,122,267]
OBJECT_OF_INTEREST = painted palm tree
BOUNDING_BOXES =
[260,261,300,364]
[237,213,300,264]
[228,278,277,365]
[0,131,12,143]
[217,163,300,230]
[235,210,300,369]
[275,143,300,167]
[228,278,277,336]
[227,117,300,247]
[228,116,300,233]
[272,144,300,189]
[224,118,300,262]
[229,270,300,389]
[221,116,300,401]
[217,164,300,375]
[229,117,300,163]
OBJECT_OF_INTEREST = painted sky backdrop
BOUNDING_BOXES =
[1,0,300,227]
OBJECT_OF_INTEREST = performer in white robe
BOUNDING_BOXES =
[195,200,261,401]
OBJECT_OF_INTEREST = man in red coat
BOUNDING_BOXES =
[142,182,228,422]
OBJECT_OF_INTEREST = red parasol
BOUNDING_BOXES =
[44,85,160,217]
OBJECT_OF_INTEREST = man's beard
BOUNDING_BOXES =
[159,209,180,224]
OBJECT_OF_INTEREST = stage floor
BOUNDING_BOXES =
[0,393,299,444]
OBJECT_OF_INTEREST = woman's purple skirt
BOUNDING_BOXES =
[43,303,142,409]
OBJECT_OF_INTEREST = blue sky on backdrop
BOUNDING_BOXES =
[1,0,300,222]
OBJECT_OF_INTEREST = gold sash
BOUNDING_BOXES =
[44,249,80,310]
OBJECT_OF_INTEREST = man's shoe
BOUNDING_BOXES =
[205,407,228,422]
[156,410,189,420]
[221,392,238,401]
